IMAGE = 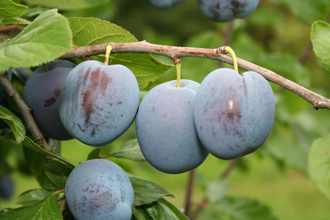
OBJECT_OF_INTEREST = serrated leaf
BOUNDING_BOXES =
[0,9,72,71]
[279,0,330,25]
[0,193,62,220]
[308,134,330,198]
[108,139,145,161]
[16,188,54,206]
[44,160,73,189]
[24,0,109,10]
[209,196,277,220]
[312,21,330,73]
[87,148,101,160]
[0,105,25,143]
[0,17,31,25]
[68,17,173,89]
[144,198,188,220]
[129,176,174,206]
[0,0,28,19]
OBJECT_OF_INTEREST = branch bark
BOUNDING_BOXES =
[0,72,54,152]
[61,41,330,110]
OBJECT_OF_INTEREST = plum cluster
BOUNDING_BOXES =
[136,68,275,173]
[147,0,260,22]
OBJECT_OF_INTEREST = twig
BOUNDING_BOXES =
[0,25,24,33]
[61,41,330,110]
[184,169,196,218]
[0,72,54,152]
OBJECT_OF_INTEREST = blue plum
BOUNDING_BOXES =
[136,80,209,174]
[22,60,75,140]
[195,0,260,21]
[65,159,134,220]
[194,68,275,159]
[59,60,140,147]
[9,68,30,82]
[148,0,187,9]
[0,175,14,199]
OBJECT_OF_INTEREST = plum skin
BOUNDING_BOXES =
[136,80,209,174]
[22,60,75,140]
[59,60,140,147]
[65,159,134,220]
[194,68,275,159]
[195,0,260,21]
[148,0,187,9]
[0,175,14,199]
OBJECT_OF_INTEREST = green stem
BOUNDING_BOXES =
[224,46,238,73]
[43,63,49,72]
[176,62,181,88]
[104,45,113,66]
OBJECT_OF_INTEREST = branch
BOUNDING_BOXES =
[0,72,54,152]
[61,41,330,110]
[184,169,196,218]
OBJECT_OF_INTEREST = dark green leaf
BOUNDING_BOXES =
[0,105,25,143]
[16,188,54,206]
[0,9,72,71]
[132,207,152,220]
[144,198,188,220]
[44,160,73,189]
[87,148,101,160]
[129,176,174,206]
[0,193,62,220]
[68,17,173,89]
[311,21,330,73]
[24,0,109,10]
[0,0,28,19]
[108,139,145,161]
[308,134,330,198]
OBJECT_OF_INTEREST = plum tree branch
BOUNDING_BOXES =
[61,41,330,110]
[0,72,54,153]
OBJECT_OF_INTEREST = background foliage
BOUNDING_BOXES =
[1,0,330,219]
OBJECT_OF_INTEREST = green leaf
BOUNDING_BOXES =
[311,21,330,73]
[132,207,152,220]
[129,176,174,206]
[279,0,330,25]
[0,17,31,26]
[44,160,73,189]
[108,139,145,161]
[207,180,228,204]
[68,17,173,89]
[144,198,188,220]
[48,139,61,155]
[0,9,72,71]
[22,8,48,18]
[16,188,54,206]
[0,0,28,19]
[87,148,101,160]
[308,134,330,198]
[208,196,277,220]
[0,105,25,143]
[0,193,62,220]
[24,0,109,10]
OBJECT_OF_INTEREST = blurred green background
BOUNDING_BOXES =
[1,0,330,219]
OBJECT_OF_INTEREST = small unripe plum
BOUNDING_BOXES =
[22,60,75,140]
[0,175,14,199]
[195,0,260,21]
[148,0,187,9]
[136,80,209,174]
[65,159,134,220]
[194,68,275,159]
[59,60,140,147]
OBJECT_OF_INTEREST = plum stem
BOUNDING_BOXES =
[104,45,113,66]
[224,46,238,72]
[43,63,49,72]
[172,57,182,87]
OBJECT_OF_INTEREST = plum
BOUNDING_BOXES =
[59,60,140,147]
[65,159,134,220]
[0,175,14,199]
[22,60,75,140]
[9,68,30,82]
[194,68,275,159]
[136,80,209,174]
[148,0,187,9]
[195,0,260,21]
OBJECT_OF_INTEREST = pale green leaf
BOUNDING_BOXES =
[0,9,72,71]
[108,139,146,161]
[308,134,330,198]
[0,17,30,25]
[24,0,109,10]
[68,17,173,89]
[311,21,330,73]
[0,193,62,220]
[16,188,54,206]
[0,0,28,19]
[0,105,25,143]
